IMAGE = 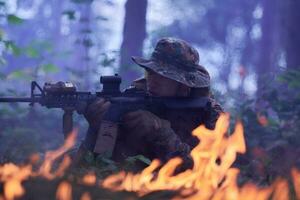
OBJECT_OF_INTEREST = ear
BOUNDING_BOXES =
[177,84,191,97]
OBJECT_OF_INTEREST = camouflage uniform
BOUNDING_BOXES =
[82,38,223,167]
[112,78,223,165]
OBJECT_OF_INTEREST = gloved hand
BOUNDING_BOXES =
[122,110,170,140]
[84,98,111,131]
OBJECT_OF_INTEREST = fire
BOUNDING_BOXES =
[38,129,77,179]
[80,192,92,200]
[0,114,300,199]
[291,168,300,199]
[56,181,72,200]
[102,113,300,200]
[82,172,97,186]
[0,163,32,200]
[0,130,77,200]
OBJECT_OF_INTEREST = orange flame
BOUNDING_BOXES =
[1,115,300,200]
[82,172,97,186]
[56,181,72,200]
[272,178,290,200]
[0,130,77,199]
[101,113,300,200]
[80,192,91,200]
[291,168,300,200]
[0,163,32,200]
[102,114,246,196]
[39,130,77,179]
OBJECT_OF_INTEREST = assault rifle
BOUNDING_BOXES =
[0,74,211,155]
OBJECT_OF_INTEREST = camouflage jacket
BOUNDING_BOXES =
[109,78,223,167]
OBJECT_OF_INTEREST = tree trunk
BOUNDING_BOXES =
[119,0,148,86]
[71,2,92,90]
[284,0,300,69]
[256,0,280,96]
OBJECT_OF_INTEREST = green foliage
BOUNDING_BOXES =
[99,51,118,68]
[40,64,59,73]
[78,150,151,174]
[62,10,76,20]
[4,40,22,56]
[0,57,6,66]
[27,40,53,54]
[24,46,39,58]
[3,40,59,81]
[95,16,109,21]
[277,69,300,89]
[7,14,24,25]
[101,55,116,67]
[7,69,32,80]
[0,28,4,40]
[229,69,300,148]
[125,155,151,165]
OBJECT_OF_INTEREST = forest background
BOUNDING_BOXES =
[0,0,300,184]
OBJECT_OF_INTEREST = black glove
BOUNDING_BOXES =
[84,98,111,131]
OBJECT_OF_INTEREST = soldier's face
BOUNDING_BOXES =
[146,70,182,97]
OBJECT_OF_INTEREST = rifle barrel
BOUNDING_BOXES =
[0,97,39,103]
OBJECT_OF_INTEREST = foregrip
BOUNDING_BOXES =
[63,108,74,139]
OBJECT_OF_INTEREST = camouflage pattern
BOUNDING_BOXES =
[80,79,223,169]
[79,38,222,168]
[132,37,210,88]
[110,79,223,167]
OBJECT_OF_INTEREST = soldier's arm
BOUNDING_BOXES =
[148,98,224,170]
[147,120,194,170]
[203,97,224,130]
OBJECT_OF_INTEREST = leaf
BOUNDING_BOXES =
[0,57,6,66]
[0,28,4,40]
[84,151,95,164]
[36,41,53,52]
[125,155,151,165]
[95,16,108,21]
[4,41,22,56]
[95,155,118,171]
[40,64,59,73]
[80,28,92,34]
[62,10,76,20]
[100,54,116,67]
[7,14,24,25]
[25,46,39,58]
[96,156,116,165]
[7,70,32,80]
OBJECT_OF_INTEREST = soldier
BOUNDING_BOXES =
[78,37,223,168]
